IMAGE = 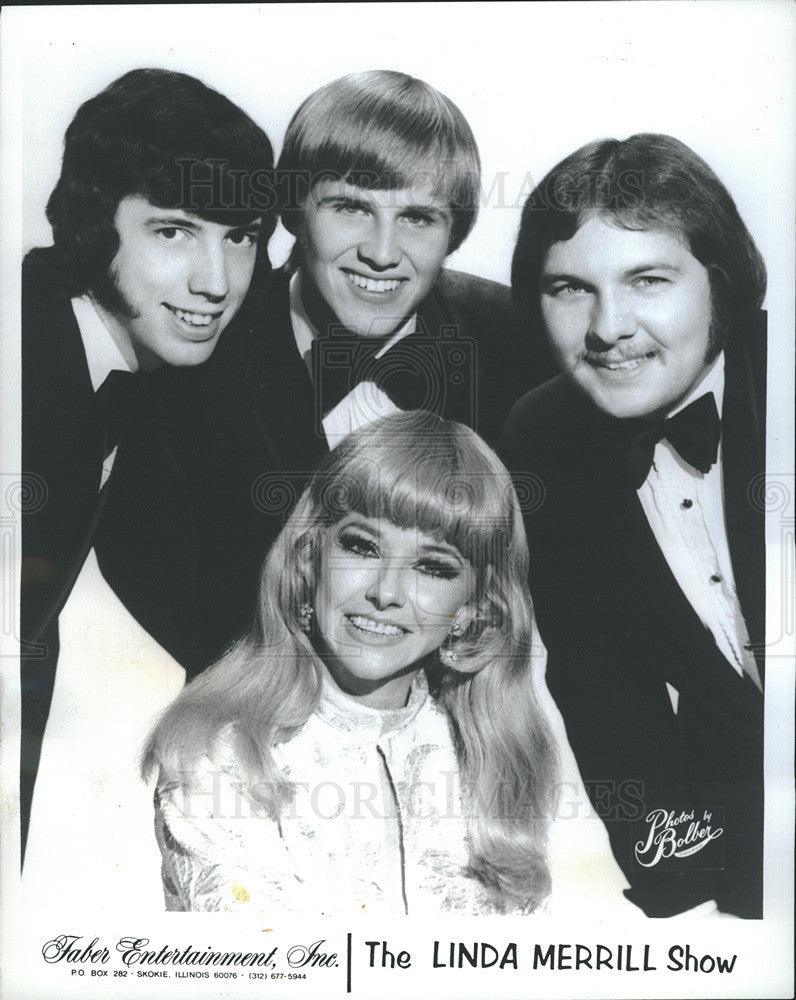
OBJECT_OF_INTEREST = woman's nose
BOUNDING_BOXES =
[365,563,408,609]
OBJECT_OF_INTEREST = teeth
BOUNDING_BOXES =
[172,308,216,327]
[347,614,404,636]
[345,273,401,293]
[601,356,649,371]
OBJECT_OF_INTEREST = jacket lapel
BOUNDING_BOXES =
[243,271,328,473]
[721,319,766,670]
[22,252,105,643]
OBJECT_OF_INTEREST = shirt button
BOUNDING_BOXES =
[681,498,693,509]
[710,574,722,583]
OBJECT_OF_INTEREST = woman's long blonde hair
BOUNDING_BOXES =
[144,411,558,911]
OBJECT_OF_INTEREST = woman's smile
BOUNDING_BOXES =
[312,514,474,706]
[344,612,409,640]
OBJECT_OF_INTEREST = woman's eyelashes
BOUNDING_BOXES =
[337,529,379,558]
[335,530,461,580]
[415,558,460,580]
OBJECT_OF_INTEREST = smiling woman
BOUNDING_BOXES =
[142,411,591,916]
[313,513,476,709]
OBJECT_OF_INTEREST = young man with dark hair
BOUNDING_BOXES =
[21,68,274,897]
[501,134,767,918]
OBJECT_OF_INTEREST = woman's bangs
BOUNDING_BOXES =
[317,437,508,569]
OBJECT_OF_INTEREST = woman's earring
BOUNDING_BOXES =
[439,620,463,667]
[298,603,314,634]
[439,646,458,667]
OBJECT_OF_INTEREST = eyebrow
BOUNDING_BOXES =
[625,262,683,276]
[541,262,684,284]
[540,270,582,284]
[317,193,451,222]
[316,194,369,209]
[227,220,263,234]
[339,517,377,533]
[404,204,451,223]
[144,214,261,232]
[145,214,202,229]
[625,260,682,277]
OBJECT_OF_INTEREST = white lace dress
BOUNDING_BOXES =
[154,670,633,916]
[154,673,507,915]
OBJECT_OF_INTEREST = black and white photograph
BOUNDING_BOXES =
[1,3,793,999]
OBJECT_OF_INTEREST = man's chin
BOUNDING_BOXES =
[177,342,220,366]
[347,322,403,341]
[325,307,403,340]
[570,375,663,421]
[592,393,665,421]
[148,339,219,370]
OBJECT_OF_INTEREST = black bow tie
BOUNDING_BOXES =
[310,333,454,419]
[95,369,147,457]
[626,392,721,490]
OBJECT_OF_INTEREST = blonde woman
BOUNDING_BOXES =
[145,411,629,916]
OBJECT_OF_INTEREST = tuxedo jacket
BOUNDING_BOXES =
[500,327,766,917]
[20,247,113,848]
[96,267,552,677]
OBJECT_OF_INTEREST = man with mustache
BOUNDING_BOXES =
[501,134,766,918]
[21,68,274,900]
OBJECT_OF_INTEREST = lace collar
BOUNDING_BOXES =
[315,669,429,742]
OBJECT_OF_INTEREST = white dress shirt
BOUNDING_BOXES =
[636,353,762,705]
[22,297,185,914]
[69,294,133,488]
[289,272,404,448]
